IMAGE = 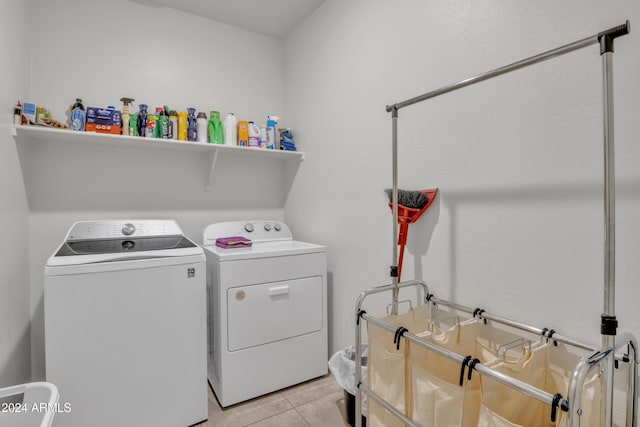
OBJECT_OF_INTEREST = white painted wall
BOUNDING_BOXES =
[0,0,32,387]
[27,0,287,379]
[284,0,640,360]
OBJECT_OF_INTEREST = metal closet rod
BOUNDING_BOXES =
[385,21,629,112]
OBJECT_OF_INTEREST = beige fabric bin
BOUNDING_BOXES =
[367,304,433,427]
[410,318,481,427]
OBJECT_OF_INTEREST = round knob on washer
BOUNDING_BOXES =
[244,223,254,232]
[264,224,272,231]
[121,223,135,236]
[274,224,282,231]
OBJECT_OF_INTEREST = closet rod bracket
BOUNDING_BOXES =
[601,314,618,336]
[598,20,630,54]
[389,265,398,278]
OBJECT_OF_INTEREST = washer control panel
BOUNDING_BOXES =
[66,220,183,241]
[203,221,292,246]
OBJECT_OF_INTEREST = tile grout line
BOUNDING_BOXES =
[292,405,313,427]
[281,393,313,425]
[238,394,295,427]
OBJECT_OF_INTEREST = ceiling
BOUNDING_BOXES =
[128,0,325,39]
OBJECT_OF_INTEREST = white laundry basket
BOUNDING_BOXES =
[0,382,59,427]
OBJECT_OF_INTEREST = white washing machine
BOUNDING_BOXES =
[44,219,207,427]
[202,220,327,407]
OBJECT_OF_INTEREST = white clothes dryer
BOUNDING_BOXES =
[202,220,327,407]
[44,219,207,427]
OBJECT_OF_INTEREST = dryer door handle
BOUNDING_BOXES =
[268,285,290,297]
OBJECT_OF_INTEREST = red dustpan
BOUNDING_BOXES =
[387,188,438,281]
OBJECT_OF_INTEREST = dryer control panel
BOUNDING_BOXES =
[66,220,183,241]
[203,221,292,246]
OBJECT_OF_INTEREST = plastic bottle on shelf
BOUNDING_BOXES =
[13,101,22,126]
[259,124,267,148]
[197,112,208,143]
[187,108,197,142]
[146,110,158,139]
[129,113,137,136]
[248,121,260,147]
[70,98,86,131]
[137,104,148,137]
[156,107,168,139]
[177,111,188,141]
[208,111,223,144]
[168,110,178,139]
[120,97,134,136]
[266,115,279,149]
[223,113,237,146]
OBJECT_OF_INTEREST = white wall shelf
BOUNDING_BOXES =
[12,125,304,193]
[12,125,304,212]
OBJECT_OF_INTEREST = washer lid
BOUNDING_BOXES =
[204,240,325,261]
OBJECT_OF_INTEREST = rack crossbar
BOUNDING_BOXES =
[361,312,570,412]
[427,295,597,351]
[386,35,596,112]
[359,384,418,427]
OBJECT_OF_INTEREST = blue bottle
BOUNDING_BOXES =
[187,108,197,142]
[137,104,148,137]
[70,98,86,131]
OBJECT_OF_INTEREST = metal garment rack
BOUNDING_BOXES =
[355,21,638,427]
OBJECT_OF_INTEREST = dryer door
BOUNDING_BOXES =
[227,276,323,351]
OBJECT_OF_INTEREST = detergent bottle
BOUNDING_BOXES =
[208,111,224,144]
[223,113,237,146]
[248,121,260,147]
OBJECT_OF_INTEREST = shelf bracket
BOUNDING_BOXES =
[205,150,219,193]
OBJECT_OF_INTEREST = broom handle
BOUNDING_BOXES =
[397,223,410,281]
[398,243,406,282]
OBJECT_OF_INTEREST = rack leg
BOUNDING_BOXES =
[601,47,617,427]
[391,107,399,314]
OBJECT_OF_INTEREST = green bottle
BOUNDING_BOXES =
[208,111,224,144]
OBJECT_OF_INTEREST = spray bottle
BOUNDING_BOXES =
[266,115,279,150]
[120,97,134,136]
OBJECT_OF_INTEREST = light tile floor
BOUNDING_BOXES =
[195,374,350,427]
